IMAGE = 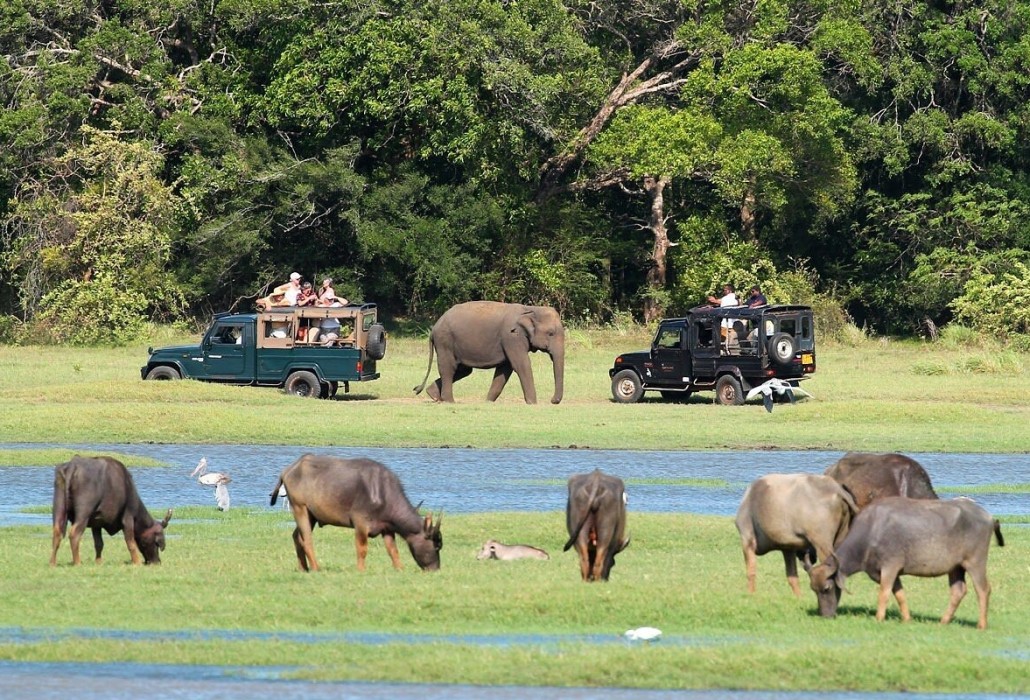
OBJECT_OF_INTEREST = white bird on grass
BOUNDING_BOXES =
[277,483,289,510]
[745,378,814,413]
[190,457,232,510]
[624,627,662,642]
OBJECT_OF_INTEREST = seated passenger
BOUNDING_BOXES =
[319,315,341,346]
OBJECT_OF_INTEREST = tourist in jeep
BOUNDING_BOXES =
[746,286,768,308]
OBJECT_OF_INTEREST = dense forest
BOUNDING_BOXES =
[2,0,1030,344]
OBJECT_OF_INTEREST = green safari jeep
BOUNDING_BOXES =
[141,304,386,398]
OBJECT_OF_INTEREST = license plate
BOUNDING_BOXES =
[802,353,814,364]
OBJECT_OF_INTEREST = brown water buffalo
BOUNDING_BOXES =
[563,469,629,582]
[50,455,172,566]
[824,452,938,510]
[476,540,550,561]
[735,473,857,596]
[808,497,1004,629]
[270,454,442,572]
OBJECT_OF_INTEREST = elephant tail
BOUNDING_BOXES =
[412,331,436,395]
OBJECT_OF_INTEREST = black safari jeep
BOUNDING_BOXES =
[142,304,386,398]
[609,304,816,405]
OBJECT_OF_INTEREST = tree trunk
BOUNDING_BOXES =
[643,175,671,323]
[740,180,757,242]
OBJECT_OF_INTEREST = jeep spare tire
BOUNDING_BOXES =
[768,332,797,366]
[366,324,387,360]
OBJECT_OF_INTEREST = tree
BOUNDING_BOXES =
[3,126,183,343]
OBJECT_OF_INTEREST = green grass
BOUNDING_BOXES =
[2,332,1030,452]
[2,329,1030,691]
[0,449,167,468]
[2,511,1026,692]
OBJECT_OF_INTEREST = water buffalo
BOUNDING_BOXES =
[563,469,629,581]
[735,473,857,596]
[808,497,1004,629]
[270,454,442,572]
[476,540,550,561]
[824,452,937,510]
[50,455,172,566]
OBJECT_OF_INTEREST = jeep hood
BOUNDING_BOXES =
[149,343,201,358]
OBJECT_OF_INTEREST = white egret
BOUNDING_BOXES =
[745,378,814,412]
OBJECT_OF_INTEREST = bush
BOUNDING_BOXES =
[0,315,24,344]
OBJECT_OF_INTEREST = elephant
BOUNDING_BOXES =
[413,301,565,404]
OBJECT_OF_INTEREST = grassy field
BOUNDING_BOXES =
[1,510,1026,692]
[1,329,1029,691]
[1,328,1029,452]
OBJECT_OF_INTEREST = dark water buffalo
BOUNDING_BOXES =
[270,454,442,572]
[476,540,550,561]
[808,497,1004,629]
[735,473,857,596]
[563,469,629,581]
[50,455,172,566]
[825,452,938,510]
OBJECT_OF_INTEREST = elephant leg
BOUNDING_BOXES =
[487,362,513,401]
[443,365,473,402]
[508,353,537,404]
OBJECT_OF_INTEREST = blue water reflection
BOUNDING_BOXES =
[0,661,1023,700]
[1,445,1028,525]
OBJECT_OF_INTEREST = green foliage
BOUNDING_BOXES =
[4,127,184,344]
[951,260,1030,336]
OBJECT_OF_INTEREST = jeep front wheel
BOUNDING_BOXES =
[284,370,321,398]
[715,375,744,406]
[611,370,644,403]
[145,366,181,381]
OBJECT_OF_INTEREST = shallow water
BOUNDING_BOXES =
[2,445,1027,699]
[0,444,1027,526]
[0,661,1023,700]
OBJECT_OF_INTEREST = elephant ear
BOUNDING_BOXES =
[514,308,535,338]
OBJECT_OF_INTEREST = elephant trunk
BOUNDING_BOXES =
[549,344,565,404]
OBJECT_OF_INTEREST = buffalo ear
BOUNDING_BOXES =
[161,509,173,529]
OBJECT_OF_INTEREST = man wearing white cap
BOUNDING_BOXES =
[281,272,302,306]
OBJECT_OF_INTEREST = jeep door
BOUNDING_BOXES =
[689,317,719,380]
[651,323,689,386]
[199,321,252,380]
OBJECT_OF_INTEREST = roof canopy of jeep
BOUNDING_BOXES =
[683,304,812,322]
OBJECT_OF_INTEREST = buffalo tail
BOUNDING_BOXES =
[563,479,600,552]
[994,519,1005,547]
[269,476,284,507]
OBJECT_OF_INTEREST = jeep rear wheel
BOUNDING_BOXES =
[284,370,321,398]
[611,370,644,403]
[366,324,387,360]
[715,375,744,405]
[769,332,797,365]
[145,366,181,381]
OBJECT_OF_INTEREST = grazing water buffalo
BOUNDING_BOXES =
[50,455,172,566]
[808,497,1004,629]
[476,540,550,561]
[563,469,629,582]
[735,473,857,596]
[824,452,938,510]
[270,454,442,572]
